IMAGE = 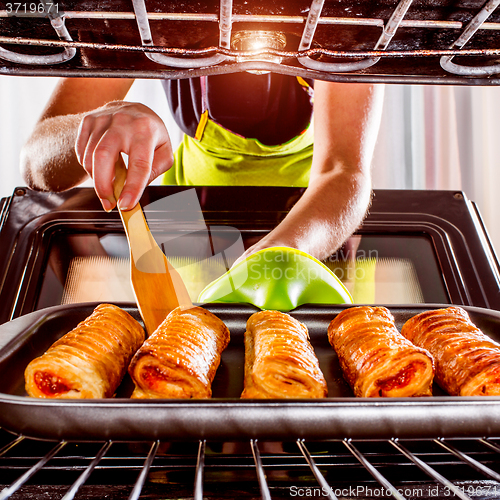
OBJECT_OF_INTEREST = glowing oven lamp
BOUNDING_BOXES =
[231,30,287,73]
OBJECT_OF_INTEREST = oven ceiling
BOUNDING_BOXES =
[1,0,500,84]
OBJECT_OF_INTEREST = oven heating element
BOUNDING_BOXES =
[1,0,500,83]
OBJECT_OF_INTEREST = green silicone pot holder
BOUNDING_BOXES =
[198,246,353,312]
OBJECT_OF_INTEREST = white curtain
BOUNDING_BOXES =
[372,84,500,254]
[0,76,59,191]
[1,76,500,253]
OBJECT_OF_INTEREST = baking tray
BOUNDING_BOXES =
[1,302,500,441]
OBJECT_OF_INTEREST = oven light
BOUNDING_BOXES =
[231,30,287,67]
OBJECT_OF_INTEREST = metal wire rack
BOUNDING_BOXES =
[1,0,500,83]
[2,428,500,500]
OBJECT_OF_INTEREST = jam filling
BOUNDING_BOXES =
[141,365,182,388]
[377,363,418,392]
[34,371,71,396]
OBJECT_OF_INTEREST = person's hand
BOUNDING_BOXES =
[231,237,294,268]
[75,101,174,211]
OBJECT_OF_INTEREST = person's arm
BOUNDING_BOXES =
[21,77,174,211]
[240,80,384,262]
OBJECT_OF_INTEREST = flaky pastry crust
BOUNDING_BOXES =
[25,304,145,399]
[401,306,500,396]
[328,306,434,397]
[128,306,230,398]
[241,310,327,399]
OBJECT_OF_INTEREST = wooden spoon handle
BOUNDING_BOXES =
[110,156,193,333]
[113,155,128,202]
[112,156,144,233]
[111,157,157,267]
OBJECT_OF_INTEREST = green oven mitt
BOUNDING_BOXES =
[198,246,352,312]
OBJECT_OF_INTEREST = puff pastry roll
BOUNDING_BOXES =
[328,306,434,397]
[401,306,500,396]
[128,306,230,398]
[25,304,145,399]
[241,310,327,399]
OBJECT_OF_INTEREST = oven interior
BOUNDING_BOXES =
[1,186,498,323]
[3,1,500,498]
[36,229,448,310]
[0,187,500,499]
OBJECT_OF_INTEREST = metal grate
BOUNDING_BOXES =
[1,0,500,83]
[2,428,500,500]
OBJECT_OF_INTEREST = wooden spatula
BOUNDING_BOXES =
[113,156,192,335]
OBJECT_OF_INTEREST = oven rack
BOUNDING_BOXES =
[2,429,500,500]
[1,0,500,84]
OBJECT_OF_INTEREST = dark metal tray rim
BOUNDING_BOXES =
[2,302,500,441]
[3,393,500,441]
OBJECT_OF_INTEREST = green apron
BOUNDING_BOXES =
[161,76,314,187]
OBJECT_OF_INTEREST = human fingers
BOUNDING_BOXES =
[148,141,175,184]
[116,115,173,209]
[76,102,170,211]
[90,127,131,211]
[76,101,143,184]
[116,141,174,210]
[75,112,112,179]
[116,131,160,210]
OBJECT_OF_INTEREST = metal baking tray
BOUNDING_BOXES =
[1,302,500,441]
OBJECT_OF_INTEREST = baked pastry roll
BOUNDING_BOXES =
[241,310,327,399]
[128,306,230,398]
[401,306,500,396]
[25,304,145,399]
[328,306,434,397]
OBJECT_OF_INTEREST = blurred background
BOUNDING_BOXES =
[1,76,499,254]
